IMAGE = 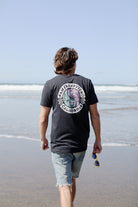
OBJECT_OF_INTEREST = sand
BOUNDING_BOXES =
[0,138,138,207]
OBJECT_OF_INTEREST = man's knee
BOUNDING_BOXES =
[59,185,72,192]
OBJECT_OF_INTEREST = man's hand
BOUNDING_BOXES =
[41,138,49,151]
[93,140,102,154]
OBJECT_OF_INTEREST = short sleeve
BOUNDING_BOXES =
[88,80,98,105]
[40,81,53,107]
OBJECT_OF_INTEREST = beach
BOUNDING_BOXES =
[0,84,138,206]
[0,138,138,207]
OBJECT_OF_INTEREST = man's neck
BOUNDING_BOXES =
[62,66,76,76]
[64,71,75,76]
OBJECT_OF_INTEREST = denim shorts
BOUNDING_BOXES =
[51,151,86,186]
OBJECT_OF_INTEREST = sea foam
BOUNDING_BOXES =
[0,134,40,142]
[0,84,138,92]
[0,135,138,147]
[0,84,43,91]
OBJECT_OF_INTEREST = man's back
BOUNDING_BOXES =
[40,74,98,153]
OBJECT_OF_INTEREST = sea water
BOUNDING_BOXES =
[0,84,138,147]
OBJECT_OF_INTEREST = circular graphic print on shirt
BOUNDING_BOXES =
[57,83,86,114]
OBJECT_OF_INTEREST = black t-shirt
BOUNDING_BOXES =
[40,74,98,153]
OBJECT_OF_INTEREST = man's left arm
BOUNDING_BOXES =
[39,106,51,151]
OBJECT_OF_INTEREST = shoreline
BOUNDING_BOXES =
[0,135,138,147]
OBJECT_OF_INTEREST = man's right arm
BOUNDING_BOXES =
[89,104,102,154]
[39,106,51,151]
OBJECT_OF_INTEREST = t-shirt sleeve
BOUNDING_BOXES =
[40,81,53,107]
[88,80,98,105]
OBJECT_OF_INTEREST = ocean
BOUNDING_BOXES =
[0,83,138,147]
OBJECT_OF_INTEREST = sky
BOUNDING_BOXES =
[0,0,138,84]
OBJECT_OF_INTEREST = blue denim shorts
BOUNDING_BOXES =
[52,151,86,186]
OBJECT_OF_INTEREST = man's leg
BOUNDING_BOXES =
[59,178,76,207]
[59,185,73,207]
[71,178,76,202]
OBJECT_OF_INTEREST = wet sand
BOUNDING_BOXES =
[0,138,138,207]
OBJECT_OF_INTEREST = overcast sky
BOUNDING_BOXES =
[0,0,137,84]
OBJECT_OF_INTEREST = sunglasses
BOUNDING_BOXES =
[91,153,100,167]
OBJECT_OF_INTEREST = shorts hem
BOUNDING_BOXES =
[72,175,79,178]
[56,183,72,187]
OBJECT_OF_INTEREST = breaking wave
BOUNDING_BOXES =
[0,84,138,92]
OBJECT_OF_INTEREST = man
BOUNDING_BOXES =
[39,47,102,207]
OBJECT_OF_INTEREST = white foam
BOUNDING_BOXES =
[95,85,138,92]
[0,134,40,142]
[0,84,138,92]
[0,85,43,91]
[102,143,130,147]
[88,142,138,147]
[1,135,138,147]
